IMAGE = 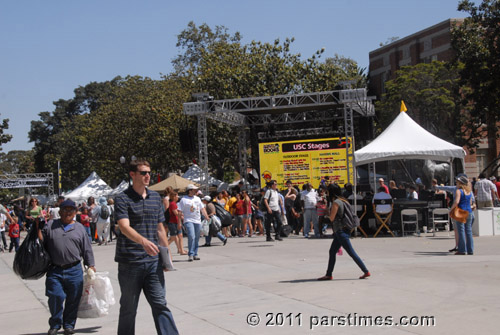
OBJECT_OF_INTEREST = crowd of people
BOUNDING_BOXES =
[1,163,499,335]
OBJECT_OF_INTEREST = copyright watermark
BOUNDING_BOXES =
[245,312,435,329]
[246,312,261,327]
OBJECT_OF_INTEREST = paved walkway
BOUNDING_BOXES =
[1,231,499,335]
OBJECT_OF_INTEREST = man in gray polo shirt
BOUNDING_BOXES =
[40,199,95,335]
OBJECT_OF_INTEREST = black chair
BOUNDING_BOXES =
[348,197,368,238]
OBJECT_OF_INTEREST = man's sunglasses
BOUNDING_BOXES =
[138,171,152,176]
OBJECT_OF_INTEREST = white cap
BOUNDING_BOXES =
[202,195,211,202]
[186,184,199,191]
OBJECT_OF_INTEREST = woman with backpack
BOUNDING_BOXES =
[318,183,371,281]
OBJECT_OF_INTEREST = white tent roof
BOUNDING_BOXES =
[108,180,130,197]
[63,171,113,203]
[182,164,222,186]
[354,112,466,165]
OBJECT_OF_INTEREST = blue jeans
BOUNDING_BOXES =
[326,229,369,276]
[118,259,178,335]
[184,222,201,257]
[455,212,474,254]
[205,232,226,245]
[45,263,83,330]
[9,236,20,252]
[303,208,319,237]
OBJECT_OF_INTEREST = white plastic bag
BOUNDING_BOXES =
[201,219,209,236]
[159,246,176,271]
[78,269,115,318]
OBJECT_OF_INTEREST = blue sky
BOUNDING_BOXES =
[0,0,465,152]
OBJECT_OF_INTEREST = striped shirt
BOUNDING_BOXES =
[114,186,165,263]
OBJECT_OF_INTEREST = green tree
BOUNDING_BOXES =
[29,78,122,174]
[452,0,500,170]
[375,61,472,147]
[0,150,35,174]
[175,22,367,176]
[0,117,12,151]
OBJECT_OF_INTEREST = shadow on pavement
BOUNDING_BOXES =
[413,251,451,256]
[21,326,102,335]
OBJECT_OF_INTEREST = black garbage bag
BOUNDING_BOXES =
[13,227,51,280]
[213,202,233,228]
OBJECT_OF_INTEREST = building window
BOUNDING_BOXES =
[424,39,431,51]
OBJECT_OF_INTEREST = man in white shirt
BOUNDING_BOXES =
[301,183,319,238]
[263,180,283,242]
[178,184,209,261]
[48,196,65,224]
[474,173,498,208]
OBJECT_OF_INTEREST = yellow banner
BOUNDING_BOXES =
[258,137,353,190]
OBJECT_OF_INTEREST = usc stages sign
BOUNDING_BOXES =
[258,137,353,189]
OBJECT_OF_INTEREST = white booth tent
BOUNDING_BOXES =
[63,171,113,203]
[182,164,223,187]
[355,111,466,166]
[108,180,130,197]
[354,111,466,193]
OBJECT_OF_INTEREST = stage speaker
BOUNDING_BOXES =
[179,129,196,152]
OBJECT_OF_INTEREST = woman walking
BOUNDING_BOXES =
[318,183,370,281]
[450,175,475,255]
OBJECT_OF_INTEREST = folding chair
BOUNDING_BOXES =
[372,198,395,237]
[432,208,450,236]
[348,197,368,238]
[401,209,419,237]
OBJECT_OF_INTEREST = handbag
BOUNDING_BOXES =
[450,206,468,223]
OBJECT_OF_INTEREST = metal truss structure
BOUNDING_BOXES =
[0,173,55,199]
[183,88,375,191]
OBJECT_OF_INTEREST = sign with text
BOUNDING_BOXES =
[258,137,353,189]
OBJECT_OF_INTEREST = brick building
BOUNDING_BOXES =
[368,18,500,178]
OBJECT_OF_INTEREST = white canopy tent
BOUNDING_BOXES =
[355,111,466,166]
[108,180,130,197]
[354,111,466,193]
[63,171,113,203]
[182,164,223,187]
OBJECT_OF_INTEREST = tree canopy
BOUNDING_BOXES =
[375,61,473,148]
[26,22,366,190]
[452,0,500,168]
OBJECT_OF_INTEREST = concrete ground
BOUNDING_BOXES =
[0,231,499,335]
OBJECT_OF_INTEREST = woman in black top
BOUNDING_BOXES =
[318,183,371,281]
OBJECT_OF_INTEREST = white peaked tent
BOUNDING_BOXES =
[182,164,223,187]
[108,180,130,197]
[63,171,113,203]
[355,111,466,166]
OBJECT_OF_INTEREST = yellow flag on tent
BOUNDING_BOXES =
[400,100,407,112]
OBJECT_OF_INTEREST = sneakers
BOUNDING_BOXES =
[317,275,333,281]
[275,236,283,241]
[188,256,193,262]
[266,237,274,242]
[449,247,458,252]
[64,328,75,335]
[454,252,466,255]
[47,329,59,335]
[223,239,228,246]
[193,256,200,260]
[359,272,371,279]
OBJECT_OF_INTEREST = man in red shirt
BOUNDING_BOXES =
[494,176,500,200]
[378,178,389,194]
